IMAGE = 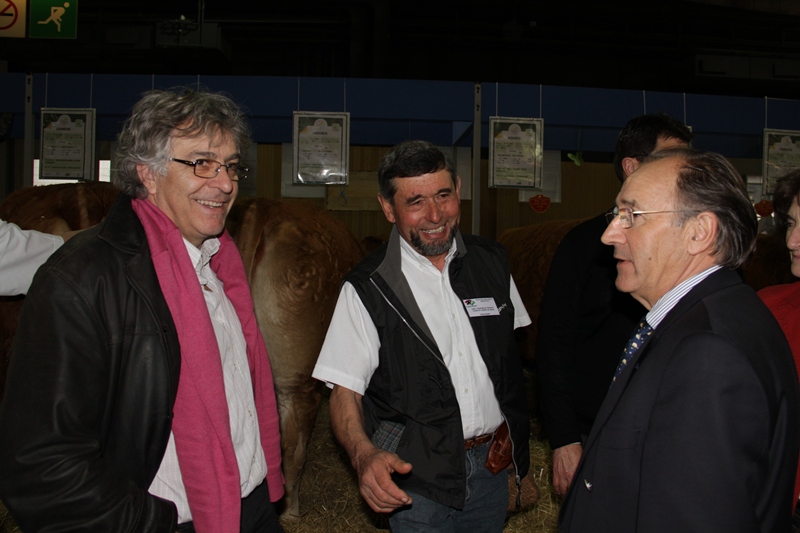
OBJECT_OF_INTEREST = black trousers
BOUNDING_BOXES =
[176,481,284,533]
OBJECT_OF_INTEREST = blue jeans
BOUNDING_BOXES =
[388,442,508,533]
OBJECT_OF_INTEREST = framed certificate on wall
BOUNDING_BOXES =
[489,116,543,189]
[763,129,800,197]
[292,112,350,185]
[40,108,96,180]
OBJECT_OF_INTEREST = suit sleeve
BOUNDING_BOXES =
[637,333,780,532]
[537,233,585,449]
[0,265,177,532]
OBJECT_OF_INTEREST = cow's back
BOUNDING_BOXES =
[226,197,364,517]
[499,219,584,365]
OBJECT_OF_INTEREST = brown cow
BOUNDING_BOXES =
[498,219,584,365]
[0,181,119,402]
[226,198,364,519]
[0,181,118,236]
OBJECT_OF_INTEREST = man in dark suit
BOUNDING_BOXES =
[559,148,800,532]
[538,113,693,496]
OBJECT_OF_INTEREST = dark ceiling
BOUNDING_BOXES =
[3,0,800,99]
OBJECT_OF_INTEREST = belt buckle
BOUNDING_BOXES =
[464,432,491,450]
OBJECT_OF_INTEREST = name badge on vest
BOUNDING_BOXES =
[462,297,501,317]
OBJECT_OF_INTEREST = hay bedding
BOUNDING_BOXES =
[284,386,561,533]
[0,388,561,533]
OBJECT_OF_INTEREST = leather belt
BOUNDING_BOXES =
[464,432,494,450]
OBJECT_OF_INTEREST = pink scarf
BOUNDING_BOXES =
[131,198,284,532]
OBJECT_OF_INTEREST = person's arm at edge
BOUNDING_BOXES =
[329,385,412,513]
[0,219,64,296]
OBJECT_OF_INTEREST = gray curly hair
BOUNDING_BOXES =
[114,87,251,198]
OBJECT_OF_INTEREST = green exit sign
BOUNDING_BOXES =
[29,0,77,39]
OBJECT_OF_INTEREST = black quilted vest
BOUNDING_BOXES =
[346,228,530,509]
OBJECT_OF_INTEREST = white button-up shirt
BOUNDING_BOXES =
[313,236,530,439]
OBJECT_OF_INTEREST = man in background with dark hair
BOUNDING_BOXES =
[313,140,530,532]
[537,113,693,496]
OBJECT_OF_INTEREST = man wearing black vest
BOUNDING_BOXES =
[313,140,530,532]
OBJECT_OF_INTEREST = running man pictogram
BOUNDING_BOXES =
[38,2,69,32]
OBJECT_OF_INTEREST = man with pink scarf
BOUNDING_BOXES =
[0,88,285,532]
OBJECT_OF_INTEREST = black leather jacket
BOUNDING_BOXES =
[0,194,180,532]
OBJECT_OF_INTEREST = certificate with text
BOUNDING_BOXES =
[489,117,543,189]
[763,129,800,197]
[40,108,96,180]
[293,112,350,185]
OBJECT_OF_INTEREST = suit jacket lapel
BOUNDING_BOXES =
[582,269,744,451]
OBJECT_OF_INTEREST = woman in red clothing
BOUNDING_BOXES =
[758,169,800,532]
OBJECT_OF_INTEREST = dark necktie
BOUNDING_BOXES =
[612,319,653,384]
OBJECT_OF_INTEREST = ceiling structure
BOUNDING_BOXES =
[2,0,799,99]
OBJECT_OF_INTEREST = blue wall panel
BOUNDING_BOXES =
[35,73,92,109]
[350,119,454,146]
[249,117,293,144]
[542,126,581,153]
[766,98,800,131]
[694,133,763,159]
[297,77,347,112]
[0,73,27,113]
[3,73,800,158]
[574,126,620,154]
[92,75,153,114]
[96,116,129,142]
[347,78,474,121]
[541,85,644,128]
[206,76,299,117]
[686,94,764,134]
[643,91,688,121]
[484,83,542,119]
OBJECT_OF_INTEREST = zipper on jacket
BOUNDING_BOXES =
[369,277,448,369]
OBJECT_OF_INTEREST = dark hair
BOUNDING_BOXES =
[377,140,456,203]
[114,87,251,198]
[645,148,757,269]
[612,113,694,182]
[770,170,800,236]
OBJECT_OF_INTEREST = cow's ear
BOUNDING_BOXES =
[137,164,158,196]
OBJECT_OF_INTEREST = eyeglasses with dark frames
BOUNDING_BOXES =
[170,158,249,181]
[605,206,696,229]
